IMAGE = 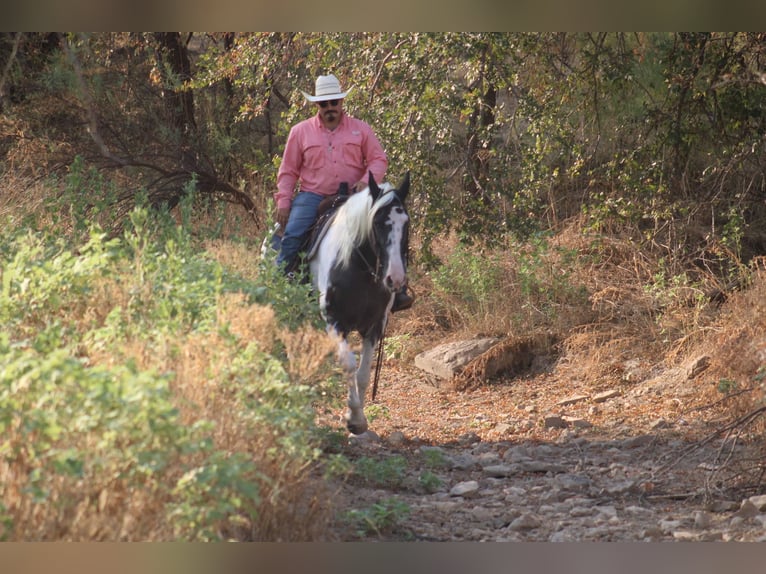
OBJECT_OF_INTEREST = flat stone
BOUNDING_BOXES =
[521,461,568,474]
[543,414,568,429]
[557,394,589,406]
[707,500,740,513]
[508,513,541,531]
[414,337,499,380]
[450,480,480,497]
[562,416,593,429]
[592,389,620,402]
[622,434,655,448]
[483,464,518,477]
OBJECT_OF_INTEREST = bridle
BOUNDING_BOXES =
[356,195,407,285]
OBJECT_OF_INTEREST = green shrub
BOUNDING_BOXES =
[353,455,408,488]
[344,498,411,538]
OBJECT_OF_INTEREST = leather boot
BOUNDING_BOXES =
[391,285,414,312]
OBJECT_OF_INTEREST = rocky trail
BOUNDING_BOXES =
[322,348,766,542]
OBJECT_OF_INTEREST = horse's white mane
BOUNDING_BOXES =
[333,182,397,268]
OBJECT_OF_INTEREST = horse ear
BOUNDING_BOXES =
[368,171,380,201]
[396,171,410,202]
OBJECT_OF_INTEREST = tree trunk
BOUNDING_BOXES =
[153,33,197,154]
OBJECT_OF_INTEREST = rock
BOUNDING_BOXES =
[450,480,480,498]
[414,338,499,380]
[543,414,568,429]
[562,416,593,429]
[672,530,698,541]
[747,494,766,511]
[483,464,518,478]
[622,434,655,448]
[521,461,567,474]
[735,500,759,518]
[707,500,740,513]
[659,519,683,533]
[387,431,406,445]
[694,511,711,529]
[557,394,589,406]
[348,430,381,444]
[507,513,541,531]
[449,453,479,470]
[686,355,711,379]
[605,480,636,495]
[592,389,620,403]
[555,474,592,492]
[625,505,652,516]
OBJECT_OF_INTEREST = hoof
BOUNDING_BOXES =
[348,430,381,444]
[346,420,369,435]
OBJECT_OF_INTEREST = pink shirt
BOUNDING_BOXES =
[275,112,388,210]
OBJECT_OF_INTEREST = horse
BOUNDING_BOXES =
[309,171,410,435]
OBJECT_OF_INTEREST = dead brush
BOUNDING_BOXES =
[661,264,766,496]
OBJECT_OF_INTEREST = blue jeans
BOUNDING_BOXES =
[276,191,325,271]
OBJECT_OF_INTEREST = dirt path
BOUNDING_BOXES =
[323,359,766,541]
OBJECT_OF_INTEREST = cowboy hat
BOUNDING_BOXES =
[301,74,353,102]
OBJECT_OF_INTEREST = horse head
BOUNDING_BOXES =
[368,171,410,293]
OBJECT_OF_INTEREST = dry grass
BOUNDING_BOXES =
[704,261,766,424]
[123,294,338,541]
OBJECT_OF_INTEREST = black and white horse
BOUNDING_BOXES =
[309,172,410,435]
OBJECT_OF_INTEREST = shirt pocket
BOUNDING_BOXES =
[341,142,363,167]
[303,143,325,172]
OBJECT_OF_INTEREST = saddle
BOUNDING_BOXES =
[306,189,349,261]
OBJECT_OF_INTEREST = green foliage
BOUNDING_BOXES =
[717,378,739,395]
[0,226,119,347]
[169,451,262,542]
[419,447,449,469]
[430,235,585,330]
[417,471,443,494]
[383,333,411,360]
[430,243,505,319]
[353,455,408,488]
[516,234,585,319]
[249,255,321,331]
[344,498,411,538]
[0,182,336,540]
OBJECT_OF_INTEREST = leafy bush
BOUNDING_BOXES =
[429,234,587,334]
[0,185,338,540]
[344,498,411,538]
[353,455,408,488]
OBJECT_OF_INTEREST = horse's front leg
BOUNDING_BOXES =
[349,337,378,433]
[328,326,368,435]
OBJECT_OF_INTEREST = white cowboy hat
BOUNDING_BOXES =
[301,74,353,102]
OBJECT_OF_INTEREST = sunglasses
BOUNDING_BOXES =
[318,99,340,108]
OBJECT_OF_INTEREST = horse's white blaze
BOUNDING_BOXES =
[382,208,408,290]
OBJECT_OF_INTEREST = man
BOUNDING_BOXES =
[274,73,413,311]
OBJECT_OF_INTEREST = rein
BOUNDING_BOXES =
[354,246,380,281]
